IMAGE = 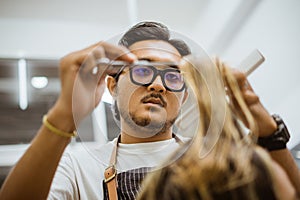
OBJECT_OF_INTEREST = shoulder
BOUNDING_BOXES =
[62,139,117,167]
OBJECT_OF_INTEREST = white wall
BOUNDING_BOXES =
[0,0,299,148]
[221,0,300,148]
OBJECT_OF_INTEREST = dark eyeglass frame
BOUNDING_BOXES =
[114,62,186,92]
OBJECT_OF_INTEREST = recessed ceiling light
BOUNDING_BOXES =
[31,76,48,89]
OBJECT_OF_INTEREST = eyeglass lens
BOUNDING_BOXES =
[130,65,185,92]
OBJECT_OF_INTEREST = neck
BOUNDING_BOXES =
[119,117,174,144]
[119,128,173,144]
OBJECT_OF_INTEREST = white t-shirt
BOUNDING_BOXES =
[48,136,187,200]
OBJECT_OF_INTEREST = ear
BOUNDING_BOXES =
[182,89,189,104]
[107,76,117,98]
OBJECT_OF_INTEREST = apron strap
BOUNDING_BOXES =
[104,134,183,200]
[104,135,120,200]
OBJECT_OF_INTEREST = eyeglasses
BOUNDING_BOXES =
[114,62,185,92]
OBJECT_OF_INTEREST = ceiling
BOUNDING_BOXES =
[0,0,300,174]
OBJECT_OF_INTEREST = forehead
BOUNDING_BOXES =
[128,40,182,62]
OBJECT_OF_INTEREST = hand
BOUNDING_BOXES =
[51,41,137,126]
[215,58,277,137]
[230,68,277,137]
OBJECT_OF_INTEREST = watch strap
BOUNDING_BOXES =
[257,114,290,151]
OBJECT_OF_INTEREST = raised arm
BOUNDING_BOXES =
[0,42,136,200]
[229,67,300,196]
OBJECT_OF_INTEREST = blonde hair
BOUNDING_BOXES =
[137,55,277,200]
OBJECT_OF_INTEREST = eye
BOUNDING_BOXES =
[165,72,182,83]
[132,66,153,76]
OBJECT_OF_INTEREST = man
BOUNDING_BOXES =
[0,21,299,199]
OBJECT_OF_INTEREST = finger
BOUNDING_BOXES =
[81,46,106,74]
[78,42,138,79]
[101,42,137,62]
[230,68,257,93]
[89,46,108,77]
[92,49,110,88]
[230,68,246,85]
[78,50,103,86]
[73,41,137,68]
[243,90,260,105]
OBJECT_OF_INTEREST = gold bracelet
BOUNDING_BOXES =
[43,115,77,138]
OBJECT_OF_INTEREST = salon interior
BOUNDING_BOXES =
[0,0,300,187]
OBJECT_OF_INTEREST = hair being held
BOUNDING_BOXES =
[137,55,279,199]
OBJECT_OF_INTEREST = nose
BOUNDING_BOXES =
[147,75,166,93]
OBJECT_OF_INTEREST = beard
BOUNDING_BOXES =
[114,86,180,137]
[119,106,178,137]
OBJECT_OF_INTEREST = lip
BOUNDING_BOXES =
[143,98,164,107]
[141,93,167,108]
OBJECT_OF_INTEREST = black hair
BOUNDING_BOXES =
[118,21,191,56]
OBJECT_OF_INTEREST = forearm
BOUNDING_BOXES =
[0,41,135,200]
[0,108,74,200]
[270,149,300,196]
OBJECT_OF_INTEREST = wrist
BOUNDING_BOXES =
[43,115,77,138]
[257,114,290,151]
[47,103,76,133]
[264,117,278,137]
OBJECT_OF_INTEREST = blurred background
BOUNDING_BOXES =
[0,0,300,187]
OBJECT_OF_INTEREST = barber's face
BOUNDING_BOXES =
[114,40,188,137]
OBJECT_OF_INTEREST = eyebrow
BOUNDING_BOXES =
[95,58,179,69]
[137,58,179,69]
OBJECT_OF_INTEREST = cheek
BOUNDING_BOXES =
[116,77,142,111]
[166,93,185,114]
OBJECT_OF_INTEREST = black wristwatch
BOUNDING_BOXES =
[257,114,290,151]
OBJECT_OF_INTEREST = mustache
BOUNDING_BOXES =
[141,93,167,107]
